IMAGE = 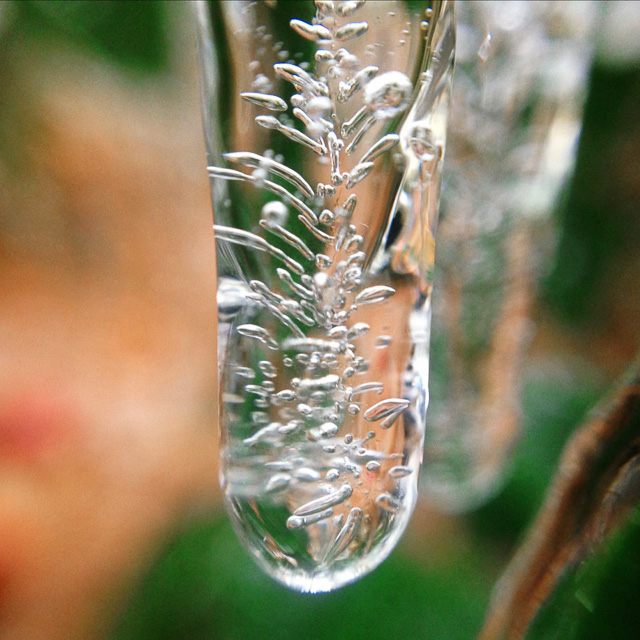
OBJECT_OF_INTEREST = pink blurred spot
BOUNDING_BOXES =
[0,389,77,459]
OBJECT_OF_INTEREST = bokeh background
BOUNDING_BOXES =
[0,2,638,639]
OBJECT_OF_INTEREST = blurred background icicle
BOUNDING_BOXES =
[424,1,597,512]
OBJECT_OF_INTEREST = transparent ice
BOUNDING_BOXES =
[195,0,454,592]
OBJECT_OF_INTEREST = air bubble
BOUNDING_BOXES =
[290,19,332,42]
[355,285,396,306]
[316,254,332,269]
[319,422,339,438]
[364,71,413,120]
[376,493,400,513]
[258,360,277,378]
[388,466,412,479]
[235,366,256,379]
[335,21,368,41]
[408,123,439,162]
[265,473,292,493]
[240,91,288,112]
[276,389,297,402]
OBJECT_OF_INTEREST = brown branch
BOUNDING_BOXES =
[479,353,640,640]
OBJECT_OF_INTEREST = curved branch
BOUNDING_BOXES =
[479,353,640,640]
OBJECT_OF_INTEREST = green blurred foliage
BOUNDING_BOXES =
[9,0,169,74]
[527,506,640,640]
[543,64,640,326]
[470,373,604,547]
[110,516,494,640]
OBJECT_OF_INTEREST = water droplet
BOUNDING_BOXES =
[254,114,280,130]
[375,335,392,348]
[366,461,381,472]
[328,131,344,185]
[266,460,295,472]
[257,115,327,156]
